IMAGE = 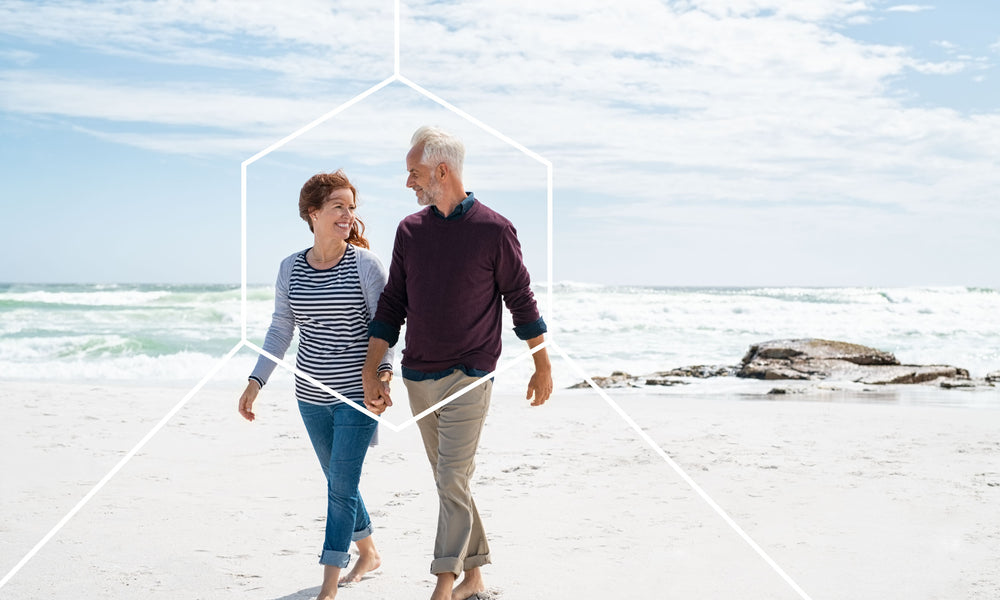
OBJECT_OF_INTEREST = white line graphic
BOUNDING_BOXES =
[0,342,244,590]
[552,341,815,600]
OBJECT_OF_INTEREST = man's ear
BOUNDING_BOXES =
[436,162,448,180]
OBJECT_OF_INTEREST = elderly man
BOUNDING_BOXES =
[362,125,552,600]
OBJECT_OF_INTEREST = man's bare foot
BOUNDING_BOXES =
[451,568,485,600]
[430,572,457,600]
[339,551,381,585]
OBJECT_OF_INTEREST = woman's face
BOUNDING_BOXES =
[310,188,356,240]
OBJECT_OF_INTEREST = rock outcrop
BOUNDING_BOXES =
[737,338,969,384]
[567,371,642,389]
[651,365,736,379]
[572,365,735,388]
[572,338,980,389]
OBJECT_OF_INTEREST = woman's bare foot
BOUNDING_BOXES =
[451,568,485,600]
[339,551,381,584]
[317,564,341,600]
[339,537,382,585]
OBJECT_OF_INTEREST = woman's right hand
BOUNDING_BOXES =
[238,380,261,422]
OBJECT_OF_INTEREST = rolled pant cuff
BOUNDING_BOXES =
[430,553,491,577]
[351,524,373,542]
[319,549,351,568]
[464,553,491,571]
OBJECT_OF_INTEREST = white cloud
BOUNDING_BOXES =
[0,70,333,131]
[2,0,998,225]
[0,48,37,65]
[1,76,547,194]
[393,2,999,216]
[0,0,393,86]
[677,0,870,21]
[885,4,934,13]
[920,42,991,76]
[908,59,967,74]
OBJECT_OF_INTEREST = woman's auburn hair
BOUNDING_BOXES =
[298,169,370,249]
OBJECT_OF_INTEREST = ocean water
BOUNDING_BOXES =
[2,283,999,395]
[548,284,1000,383]
[0,283,248,382]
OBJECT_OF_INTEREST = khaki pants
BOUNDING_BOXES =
[405,371,493,576]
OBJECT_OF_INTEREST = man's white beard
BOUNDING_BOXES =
[417,179,441,206]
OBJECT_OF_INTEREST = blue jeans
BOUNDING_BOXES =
[297,400,378,568]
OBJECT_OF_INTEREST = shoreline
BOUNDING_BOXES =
[561,376,1000,408]
[2,379,999,598]
[5,367,1000,401]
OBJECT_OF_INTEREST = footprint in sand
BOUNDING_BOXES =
[501,464,540,474]
[385,489,421,506]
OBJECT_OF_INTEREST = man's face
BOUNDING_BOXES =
[406,144,438,206]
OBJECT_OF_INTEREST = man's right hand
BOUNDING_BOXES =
[362,336,394,415]
[363,370,392,415]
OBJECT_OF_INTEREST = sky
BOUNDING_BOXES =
[0,0,997,287]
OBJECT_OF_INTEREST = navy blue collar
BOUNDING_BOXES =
[430,192,476,220]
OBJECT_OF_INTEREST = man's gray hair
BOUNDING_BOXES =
[411,126,464,179]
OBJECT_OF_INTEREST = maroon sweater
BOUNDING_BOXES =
[369,195,546,378]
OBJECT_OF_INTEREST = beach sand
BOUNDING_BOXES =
[2,366,999,599]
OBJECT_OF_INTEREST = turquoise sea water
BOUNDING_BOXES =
[2,283,998,395]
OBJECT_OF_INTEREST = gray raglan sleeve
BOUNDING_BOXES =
[357,247,394,373]
[249,254,297,386]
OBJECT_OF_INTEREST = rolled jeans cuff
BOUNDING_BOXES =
[319,548,351,568]
[351,523,373,542]
[430,553,491,577]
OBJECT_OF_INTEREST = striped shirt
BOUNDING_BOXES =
[288,244,369,405]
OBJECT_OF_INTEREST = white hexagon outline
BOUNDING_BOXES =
[239,74,554,433]
[0,2,816,598]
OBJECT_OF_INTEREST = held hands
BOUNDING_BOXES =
[363,370,393,416]
[238,380,261,422]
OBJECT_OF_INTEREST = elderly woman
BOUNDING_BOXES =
[237,170,392,600]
